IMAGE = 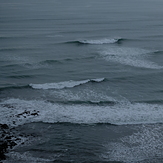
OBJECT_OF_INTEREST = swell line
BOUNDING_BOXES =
[29,78,106,90]
[0,85,31,92]
[47,100,116,106]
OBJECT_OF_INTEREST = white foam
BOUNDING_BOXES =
[102,124,163,163]
[1,99,163,127]
[49,88,115,102]
[4,151,55,163]
[29,78,105,90]
[100,47,163,69]
[79,38,121,44]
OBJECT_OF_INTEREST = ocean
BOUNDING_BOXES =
[0,0,163,162]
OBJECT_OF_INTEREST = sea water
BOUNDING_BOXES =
[1,0,163,162]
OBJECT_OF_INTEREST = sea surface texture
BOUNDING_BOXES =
[1,0,163,162]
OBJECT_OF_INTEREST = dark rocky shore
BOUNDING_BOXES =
[0,123,27,162]
[0,107,40,162]
[0,124,17,161]
[0,124,8,161]
[0,121,37,162]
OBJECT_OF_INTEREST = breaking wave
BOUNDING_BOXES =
[29,78,105,90]
[66,37,123,45]
[1,98,163,127]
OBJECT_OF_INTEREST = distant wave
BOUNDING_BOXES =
[39,59,63,65]
[1,99,163,127]
[0,35,27,39]
[66,37,123,45]
[0,85,30,91]
[1,63,22,68]
[29,78,105,90]
[8,75,34,79]
[0,47,20,52]
[48,100,117,106]
[153,50,163,55]
[38,56,96,65]
[0,47,33,52]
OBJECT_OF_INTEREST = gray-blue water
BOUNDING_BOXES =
[1,0,163,162]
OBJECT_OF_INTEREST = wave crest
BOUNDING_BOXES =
[67,37,122,45]
[29,78,105,90]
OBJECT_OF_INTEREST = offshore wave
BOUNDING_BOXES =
[38,56,96,65]
[1,63,24,68]
[29,78,105,90]
[153,50,163,55]
[66,37,123,45]
[7,75,34,79]
[0,47,21,52]
[0,47,34,52]
[0,35,27,40]
[39,59,63,65]
[0,85,30,92]
[22,56,97,69]
[48,100,117,106]
[1,98,163,127]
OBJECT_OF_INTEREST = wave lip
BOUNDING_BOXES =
[68,37,122,45]
[29,78,105,90]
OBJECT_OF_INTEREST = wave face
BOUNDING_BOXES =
[29,78,105,90]
[100,47,163,69]
[67,38,122,45]
[1,98,163,127]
